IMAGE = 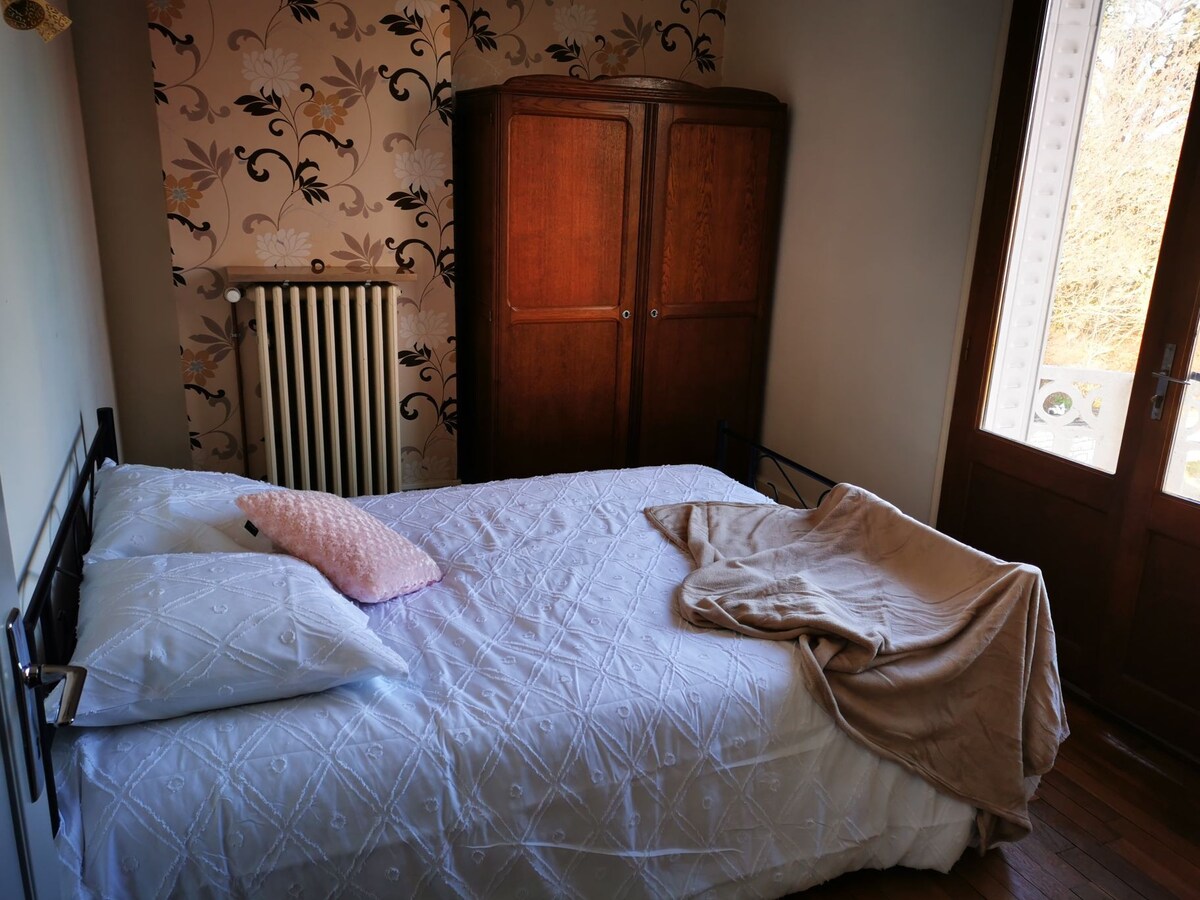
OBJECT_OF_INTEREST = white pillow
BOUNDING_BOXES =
[87,462,276,561]
[69,553,409,726]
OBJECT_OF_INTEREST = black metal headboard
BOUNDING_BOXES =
[716,420,837,509]
[5,407,117,834]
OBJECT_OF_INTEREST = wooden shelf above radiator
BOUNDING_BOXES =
[225,266,418,285]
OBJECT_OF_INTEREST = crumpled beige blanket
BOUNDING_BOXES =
[646,484,1069,848]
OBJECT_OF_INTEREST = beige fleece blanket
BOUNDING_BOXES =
[646,484,1069,848]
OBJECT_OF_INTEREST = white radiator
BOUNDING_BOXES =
[247,283,403,497]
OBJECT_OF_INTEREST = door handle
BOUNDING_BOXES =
[21,663,87,726]
[1149,343,1200,420]
[6,608,89,803]
[1149,369,1200,385]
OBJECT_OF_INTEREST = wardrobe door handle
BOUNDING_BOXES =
[649,309,659,319]
[621,310,631,319]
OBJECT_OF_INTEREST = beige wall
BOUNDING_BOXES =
[0,15,116,588]
[724,0,1006,521]
[71,0,190,470]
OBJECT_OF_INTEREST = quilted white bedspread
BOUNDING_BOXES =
[54,466,974,898]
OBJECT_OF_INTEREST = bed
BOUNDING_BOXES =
[16,411,1052,897]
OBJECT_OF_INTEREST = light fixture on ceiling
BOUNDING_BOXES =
[2,0,71,42]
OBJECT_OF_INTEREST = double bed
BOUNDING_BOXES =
[15,411,1058,897]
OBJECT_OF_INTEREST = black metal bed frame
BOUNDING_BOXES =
[5,408,117,833]
[716,420,837,509]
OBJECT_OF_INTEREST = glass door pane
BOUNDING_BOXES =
[983,0,1200,472]
[1164,337,1200,500]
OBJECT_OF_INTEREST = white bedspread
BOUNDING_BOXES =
[54,466,974,898]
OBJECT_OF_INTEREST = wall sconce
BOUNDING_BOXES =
[2,0,71,42]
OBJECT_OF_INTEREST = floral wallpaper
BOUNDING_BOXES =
[149,0,457,485]
[450,0,726,89]
[148,0,725,487]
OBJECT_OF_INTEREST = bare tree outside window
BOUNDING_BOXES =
[1044,0,1200,374]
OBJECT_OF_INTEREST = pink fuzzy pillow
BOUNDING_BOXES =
[236,489,442,603]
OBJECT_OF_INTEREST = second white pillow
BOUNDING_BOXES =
[87,462,277,561]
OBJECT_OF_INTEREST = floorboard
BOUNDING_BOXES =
[785,698,1200,898]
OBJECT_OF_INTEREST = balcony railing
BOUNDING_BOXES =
[1030,366,1200,501]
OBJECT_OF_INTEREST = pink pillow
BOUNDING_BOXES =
[236,489,442,603]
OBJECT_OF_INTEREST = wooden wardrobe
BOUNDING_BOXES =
[454,75,787,482]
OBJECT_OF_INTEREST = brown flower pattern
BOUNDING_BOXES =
[452,4,725,89]
[181,347,216,386]
[302,90,347,133]
[146,0,184,27]
[596,47,630,76]
[164,174,203,215]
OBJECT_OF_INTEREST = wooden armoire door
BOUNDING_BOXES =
[636,102,785,466]
[491,94,647,479]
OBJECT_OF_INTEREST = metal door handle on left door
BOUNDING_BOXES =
[22,663,87,725]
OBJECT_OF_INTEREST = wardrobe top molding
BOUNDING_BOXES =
[458,74,785,109]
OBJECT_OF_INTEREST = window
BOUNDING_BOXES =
[982,0,1200,476]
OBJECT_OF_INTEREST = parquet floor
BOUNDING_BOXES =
[792,698,1200,899]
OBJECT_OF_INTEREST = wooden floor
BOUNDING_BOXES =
[792,698,1200,899]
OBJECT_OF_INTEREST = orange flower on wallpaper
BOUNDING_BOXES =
[303,90,347,133]
[596,46,630,76]
[146,0,184,27]
[163,173,203,215]
[181,348,216,386]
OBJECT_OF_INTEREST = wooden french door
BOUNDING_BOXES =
[940,0,1200,755]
